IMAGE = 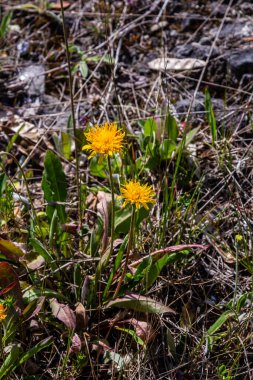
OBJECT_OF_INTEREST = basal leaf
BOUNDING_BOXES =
[106,293,175,315]
[50,298,76,329]
[29,237,53,262]
[165,113,178,144]
[0,344,22,380]
[207,310,234,335]
[42,150,67,224]
[79,60,89,79]
[115,206,149,234]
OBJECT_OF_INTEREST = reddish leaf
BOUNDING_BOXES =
[0,262,19,294]
[0,262,23,310]
[118,318,156,344]
[61,223,78,235]
[49,1,71,10]
[22,296,46,322]
[70,333,82,355]
[131,244,208,267]
[91,339,112,353]
[97,191,110,252]
[50,298,76,329]
[0,238,25,262]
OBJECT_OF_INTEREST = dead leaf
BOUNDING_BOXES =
[148,57,206,71]
[25,255,45,270]
[205,235,235,263]
[49,1,71,10]
[50,298,76,329]
[75,302,88,331]
[180,302,194,330]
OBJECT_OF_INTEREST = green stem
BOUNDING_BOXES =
[234,243,239,306]
[108,156,115,260]
[113,205,136,299]
[60,0,82,242]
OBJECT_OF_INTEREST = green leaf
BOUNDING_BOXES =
[106,293,176,314]
[29,237,53,262]
[0,344,22,380]
[103,236,128,300]
[12,337,53,375]
[86,54,115,65]
[185,126,200,146]
[207,310,234,335]
[49,209,58,248]
[115,326,145,346]
[90,217,103,256]
[159,139,177,160]
[115,206,149,234]
[139,250,191,290]
[0,11,12,39]
[79,60,89,79]
[61,132,72,160]
[23,287,66,303]
[42,150,67,224]
[165,113,178,144]
[0,173,7,197]
[205,89,217,145]
[89,156,107,178]
[143,118,157,137]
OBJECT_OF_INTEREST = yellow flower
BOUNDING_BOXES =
[0,304,7,321]
[119,180,156,209]
[82,122,125,159]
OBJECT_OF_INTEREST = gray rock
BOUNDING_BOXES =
[181,13,204,32]
[7,64,45,100]
[173,42,219,60]
[228,48,253,79]
[211,20,253,40]
[175,92,224,121]
[18,64,45,98]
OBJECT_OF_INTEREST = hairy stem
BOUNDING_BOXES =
[60,0,82,237]
[108,156,115,260]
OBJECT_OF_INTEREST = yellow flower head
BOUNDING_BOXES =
[82,122,125,159]
[0,304,7,321]
[119,180,156,210]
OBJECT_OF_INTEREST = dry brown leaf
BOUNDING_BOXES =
[205,235,235,264]
[75,302,88,331]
